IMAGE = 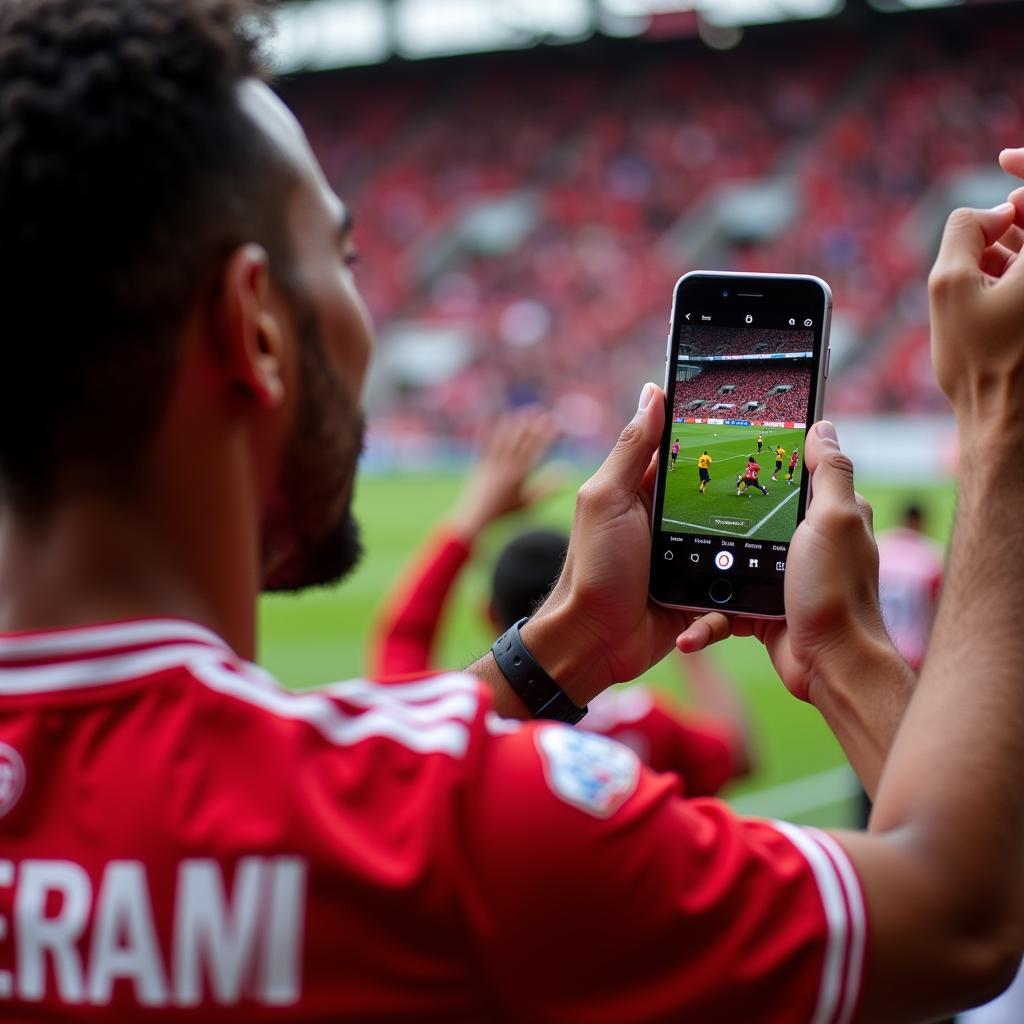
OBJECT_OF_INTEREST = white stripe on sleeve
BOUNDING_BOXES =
[772,820,852,1024]
[811,829,868,1024]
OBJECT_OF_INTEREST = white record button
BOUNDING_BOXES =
[714,550,734,571]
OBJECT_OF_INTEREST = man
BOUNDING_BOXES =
[756,431,764,453]
[697,449,713,493]
[737,455,769,497]
[371,410,753,793]
[786,447,800,485]
[1,2,1024,1020]
[771,443,787,481]
[670,436,680,470]
[876,503,945,672]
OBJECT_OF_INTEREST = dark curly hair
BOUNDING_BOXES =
[0,0,289,503]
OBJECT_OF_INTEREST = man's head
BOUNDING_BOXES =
[748,455,756,463]
[903,503,926,534]
[0,0,370,591]
[489,530,569,633]
[703,450,708,455]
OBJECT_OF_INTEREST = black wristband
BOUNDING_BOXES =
[491,617,587,725]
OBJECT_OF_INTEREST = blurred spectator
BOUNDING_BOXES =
[877,503,944,672]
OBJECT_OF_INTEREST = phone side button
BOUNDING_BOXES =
[824,346,832,379]
[709,579,733,605]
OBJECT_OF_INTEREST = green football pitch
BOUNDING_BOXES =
[662,423,805,543]
[259,468,956,829]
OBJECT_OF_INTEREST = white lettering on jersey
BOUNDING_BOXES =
[261,857,306,1005]
[0,859,12,999]
[0,857,307,1008]
[173,858,264,1006]
[88,861,168,1005]
[16,860,92,1003]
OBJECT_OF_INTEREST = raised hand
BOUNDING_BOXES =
[448,407,561,542]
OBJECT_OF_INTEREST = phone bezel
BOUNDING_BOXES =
[648,271,832,620]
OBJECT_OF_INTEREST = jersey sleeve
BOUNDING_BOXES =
[457,721,866,1024]
[643,703,742,796]
[585,687,742,796]
[368,529,473,678]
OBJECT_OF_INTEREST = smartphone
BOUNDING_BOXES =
[649,271,832,619]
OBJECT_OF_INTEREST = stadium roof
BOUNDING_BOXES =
[269,0,847,72]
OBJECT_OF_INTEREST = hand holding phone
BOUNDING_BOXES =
[676,420,890,708]
[649,272,832,618]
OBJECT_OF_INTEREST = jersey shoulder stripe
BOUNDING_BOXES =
[0,620,485,759]
[190,660,481,758]
[771,821,866,1024]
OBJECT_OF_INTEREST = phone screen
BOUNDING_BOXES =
[649,273,831,618]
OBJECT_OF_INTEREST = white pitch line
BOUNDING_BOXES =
[743,485,799,538]
[729,765,860,820]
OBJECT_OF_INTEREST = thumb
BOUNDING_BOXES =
[590,383,665,501]
[999,147,1024,182]
[932,203,1016,288]
[804,420,856,512]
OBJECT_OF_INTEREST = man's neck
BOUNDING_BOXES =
[0,486,260,659]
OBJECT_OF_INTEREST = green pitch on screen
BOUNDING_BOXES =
[663,423,804,543]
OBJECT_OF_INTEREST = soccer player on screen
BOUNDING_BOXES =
[670,438,680,470]
[698,450,712,493]
[756,432,764,453]
[772,444,786,481]
[737,456,768,497]
[786,448,800,485]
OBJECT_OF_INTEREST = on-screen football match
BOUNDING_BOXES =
[661,422,805,543]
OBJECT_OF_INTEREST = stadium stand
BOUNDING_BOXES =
[679,328,813,357]
[282,8,1024,445]
[672,364,811,424]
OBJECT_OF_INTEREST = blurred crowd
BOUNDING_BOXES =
[283,9,1023,451]
[672,365,811,424]
[680,329,813,357]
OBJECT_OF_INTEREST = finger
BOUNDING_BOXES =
[587,383,665,504]
[980,241,1018,279]
[1009,186,1024,227]
[1002,225,1024,256]
[999,147,1024,182]
[676,612,735,653]
[803,421,857,513]
[931,203,1017,289]
[638,451,659,518]
[855,491,875,534]
[996,207,1024,254]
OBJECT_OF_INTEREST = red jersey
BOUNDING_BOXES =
[372,530,744,793]
[744,461,761,481]
[789,451,800,468]
[877,528,945,671]
[0,619,866,1022]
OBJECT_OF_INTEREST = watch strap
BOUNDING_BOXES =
[491,617,587,725]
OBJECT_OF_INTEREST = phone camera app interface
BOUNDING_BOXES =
[661,321,813,548]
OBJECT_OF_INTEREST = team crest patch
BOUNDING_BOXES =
[535,726,639,818]
[0,743,25,820]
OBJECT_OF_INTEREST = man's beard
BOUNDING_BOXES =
[261,311,365,593]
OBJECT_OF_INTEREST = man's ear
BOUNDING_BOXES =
[218,243,287,409]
